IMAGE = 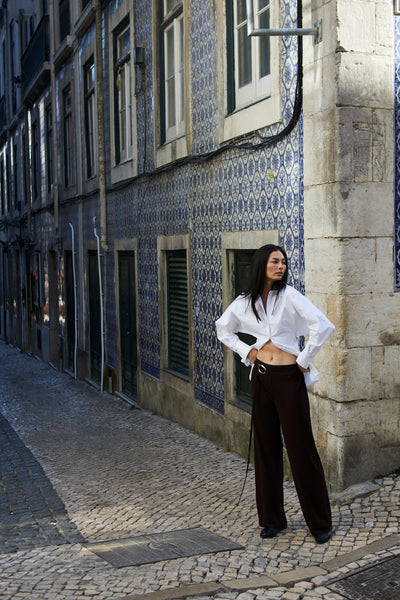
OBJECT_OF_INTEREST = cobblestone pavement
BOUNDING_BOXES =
[0,341,399,600]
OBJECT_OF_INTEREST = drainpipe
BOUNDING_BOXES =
[49,0,59,239]
[93,218,104,392]
[68,222,77,379]
[95,0,107,250]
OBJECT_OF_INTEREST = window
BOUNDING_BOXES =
[166,249,189,376]
[13,143,18,211]
[220,0,280,141]
[114,23,133,164]
[63,85,74,188]
[233,250,256,406]
[45,106,53,193]
[228,0,270,112]
[220,231,279,409]
[159,0,185,143]
[59,0,70,43]
[6,152,10,212]
[84,58,96,178]
[10,22,16,114]
[31,118,40,200]
[0,158,4,215]
[22,133,28,206]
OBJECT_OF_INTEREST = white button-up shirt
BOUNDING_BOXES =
[215,285,335,386]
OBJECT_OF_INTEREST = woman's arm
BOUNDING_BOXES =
[215,301,255,365]
[290,289,335,369]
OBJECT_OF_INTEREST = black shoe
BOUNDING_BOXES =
[315,530,332,544]
[260,526,284,539]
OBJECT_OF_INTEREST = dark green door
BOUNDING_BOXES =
[119,252,138,397]
[89,251,101,382]
[65,251,75,372]
[234,250,256,407]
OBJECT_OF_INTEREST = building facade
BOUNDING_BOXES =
[0,0,398,492]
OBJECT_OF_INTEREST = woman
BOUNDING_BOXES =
[215,244,334,544]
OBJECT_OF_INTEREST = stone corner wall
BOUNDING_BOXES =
[303,0,400,491]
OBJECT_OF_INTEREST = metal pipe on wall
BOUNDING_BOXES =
[68,222,78,379]
[93,218,104,392]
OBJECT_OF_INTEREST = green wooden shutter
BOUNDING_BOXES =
[167,249,189,376]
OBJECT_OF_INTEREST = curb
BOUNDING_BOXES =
[122,534,400,600]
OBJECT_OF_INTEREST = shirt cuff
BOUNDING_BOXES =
[296,351,310,370]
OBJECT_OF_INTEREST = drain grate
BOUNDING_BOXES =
[85,527,243,568]
[328,555,400,600]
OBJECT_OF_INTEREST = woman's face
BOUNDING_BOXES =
[265,250,287,285]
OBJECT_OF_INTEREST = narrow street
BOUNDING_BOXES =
[0,341,399,600]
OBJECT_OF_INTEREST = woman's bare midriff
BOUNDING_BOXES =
[256,340,297,365]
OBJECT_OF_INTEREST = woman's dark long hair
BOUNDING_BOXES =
[242,244,288,321]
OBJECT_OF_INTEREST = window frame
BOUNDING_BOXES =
[62,84,74,189]
[114,20,133,165]
[220,230,279,412]
[231,0,271,110]
[217,0,281,142]
[84,56,97,179]
[59,0,70,43]
[0,156,5,216]
[166,248,190,377]
[109,4,138,184]
[160,1,185,143]
[12,140,18,212]
[45,103,53,195]
[158,233,193,388]
[154,0,191,168]
[31,114,40,202]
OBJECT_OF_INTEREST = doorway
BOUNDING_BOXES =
[118,252,138,397]
[88,251,102,382]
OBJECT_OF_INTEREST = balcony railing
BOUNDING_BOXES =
[21,15,50,99]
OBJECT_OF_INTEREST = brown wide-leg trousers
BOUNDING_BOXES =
[252,359,332,537]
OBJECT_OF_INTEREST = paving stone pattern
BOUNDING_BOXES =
[0,412,84,553]
[0,341,399,600]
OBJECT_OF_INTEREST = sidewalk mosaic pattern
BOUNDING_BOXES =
[0,342,399,600]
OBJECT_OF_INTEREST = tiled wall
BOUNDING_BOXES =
[108,0,305,412]
[33,1,306,414]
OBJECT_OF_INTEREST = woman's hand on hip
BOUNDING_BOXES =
[297,363,310,373]
[247,348,259,364]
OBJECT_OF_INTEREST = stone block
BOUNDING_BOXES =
[322,535,400,572]
[381,345,400,399]
[303,109,337,186]
[344,293,400,348]
[271,566,327,586]
[224,576,277,591]
[311,344,344,402]
[336,106,393,185]
[337,1,375,54]
[323,398,400,485]
[335,183,393,239]
[372,109,394,182]
[375,1,394,56]
[304,238,342,294]
[338,53,393,109]
[342,347,373,401]
[303,52,337,116]
[339,238,376,295]
[303,184,339,239]
[337,107,373,183]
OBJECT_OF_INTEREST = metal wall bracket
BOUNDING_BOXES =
[246,0,322,45]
